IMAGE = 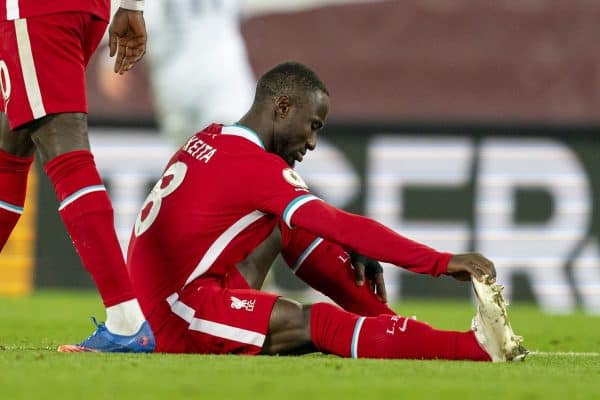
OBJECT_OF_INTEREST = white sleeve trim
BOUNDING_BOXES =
[120,0,145,11]
[282,194,320,228]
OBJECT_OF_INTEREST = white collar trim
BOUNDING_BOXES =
[221,125,265,149]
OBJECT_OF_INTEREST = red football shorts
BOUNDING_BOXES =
[153,269,280,354]
[0,12,107,129]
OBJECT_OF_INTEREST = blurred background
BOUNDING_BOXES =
[2,0,599,314]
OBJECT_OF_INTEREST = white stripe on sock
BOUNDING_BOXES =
[351,317,366,359]
[0,200,23,215]
[58,185,106,211]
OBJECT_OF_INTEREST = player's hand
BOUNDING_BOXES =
[108,8,147,75]
[447,253,496,283]
[350,253,387,303]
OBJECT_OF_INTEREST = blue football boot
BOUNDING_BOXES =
[57,317,155,353]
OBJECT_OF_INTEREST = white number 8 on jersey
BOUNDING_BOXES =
[134,161,188,237]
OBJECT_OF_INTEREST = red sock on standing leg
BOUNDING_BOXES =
[0,149,33,250]
[44,150,135,307]
[310,302,491,361]
[281,225,395,316]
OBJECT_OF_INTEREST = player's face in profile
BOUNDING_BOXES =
[276,90,330,167]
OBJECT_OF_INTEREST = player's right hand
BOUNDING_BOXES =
[350,253,388,303]
[109,8,147,75]
[447,253,496,283]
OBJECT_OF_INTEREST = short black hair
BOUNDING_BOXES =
[255,61,329,103]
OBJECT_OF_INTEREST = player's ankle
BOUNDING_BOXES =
[105,299,146,335]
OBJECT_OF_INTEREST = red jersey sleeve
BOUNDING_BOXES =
[288,195,452,277]
[248,156,451,277]
[249,158,322,220]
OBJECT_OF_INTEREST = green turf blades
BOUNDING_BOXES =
[1,291,599,400]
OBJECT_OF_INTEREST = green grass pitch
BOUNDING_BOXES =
[1,291,598,400]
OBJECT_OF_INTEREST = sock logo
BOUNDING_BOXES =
[338,252,350,264]
[385,316,411,335]
[230,296,256,312]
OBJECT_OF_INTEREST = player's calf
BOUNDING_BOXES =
[310,302,490,361]
[0,148,33,251]
[281,225,395,316]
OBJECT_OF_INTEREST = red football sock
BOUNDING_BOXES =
[281,225,394,316]
[44,150,135,307]
[0,149,33,250]
[310,302,490,361]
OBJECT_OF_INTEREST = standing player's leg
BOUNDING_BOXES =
[28,113,148,334]
[0,13,152,351]
[0,112,35,250]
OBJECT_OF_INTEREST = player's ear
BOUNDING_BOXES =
[275,95,291,118]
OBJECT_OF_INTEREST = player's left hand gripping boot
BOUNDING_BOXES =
[57,317,155,353]
[471,276,528,362]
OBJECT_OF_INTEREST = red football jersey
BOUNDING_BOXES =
[1,0,110,21]
[128,123,452,328]
[127,124,318,319]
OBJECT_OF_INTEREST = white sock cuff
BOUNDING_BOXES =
[105,299,146,335]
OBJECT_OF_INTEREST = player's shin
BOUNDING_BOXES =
[282,228,394,316]
[44,150,144,334]
[310,302,490,361]
[0,149,33,250]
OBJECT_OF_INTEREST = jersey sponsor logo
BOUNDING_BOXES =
[0,60,11,111]
[282,168,308,190]
[230,296,256,312]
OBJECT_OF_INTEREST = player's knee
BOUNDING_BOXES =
[269,298,308,331]
[268,298,311,341]
[262,298,312,355]
[29,113,90,163]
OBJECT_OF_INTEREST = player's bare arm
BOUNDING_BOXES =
[235,227,282,289]
[109,1,147,74]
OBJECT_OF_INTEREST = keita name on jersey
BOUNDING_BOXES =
[183,136,217,163]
